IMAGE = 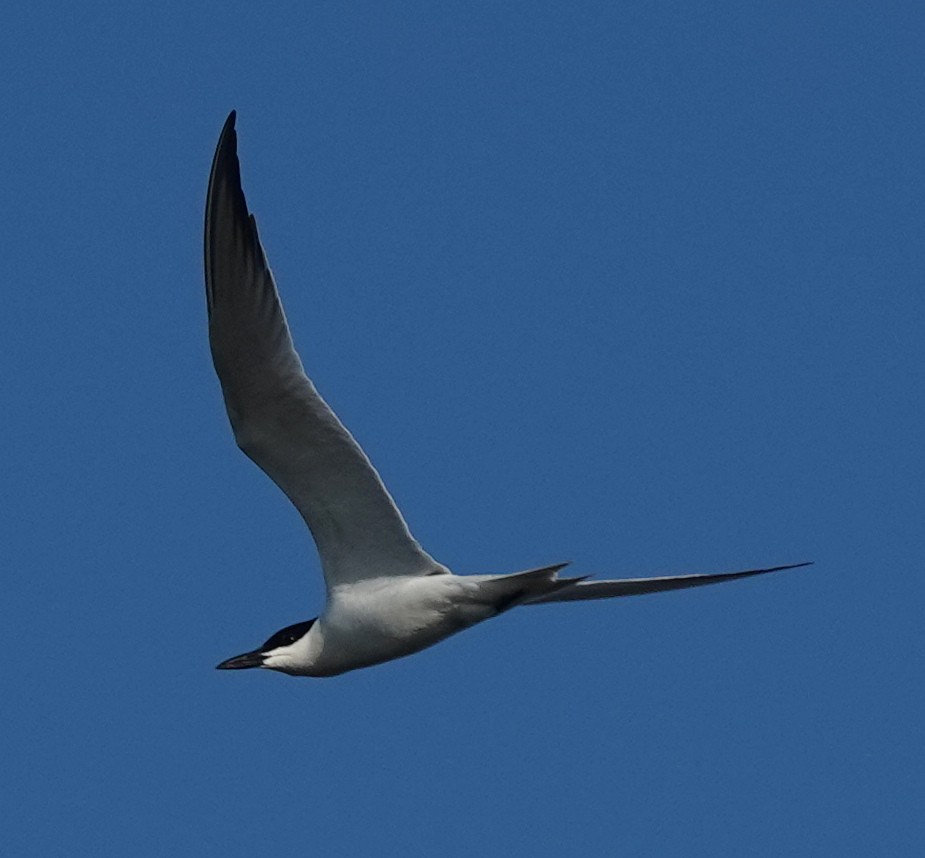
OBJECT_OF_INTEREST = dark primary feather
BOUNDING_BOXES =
[204,112,445,588]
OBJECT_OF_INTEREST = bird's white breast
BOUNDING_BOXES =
[309,574,494,675]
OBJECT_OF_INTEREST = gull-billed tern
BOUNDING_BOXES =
[206,112,809,677]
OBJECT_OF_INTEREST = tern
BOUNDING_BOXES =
[206,112,809,677]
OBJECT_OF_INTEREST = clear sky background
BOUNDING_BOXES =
[3,3,922,855]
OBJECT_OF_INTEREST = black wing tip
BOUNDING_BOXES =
[204,110,246,314]
[217,110,236,139]
[216,111,239,159]
[715,561,813,581]
[208,112,241,192]
[763,561,814,573]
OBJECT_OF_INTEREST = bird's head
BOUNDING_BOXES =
[216,618,317,674]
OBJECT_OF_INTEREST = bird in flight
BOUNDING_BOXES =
[205,112,809,677]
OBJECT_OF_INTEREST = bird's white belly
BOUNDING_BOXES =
[311,575,493,675]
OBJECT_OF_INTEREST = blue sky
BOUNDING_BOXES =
[3,2,923,854]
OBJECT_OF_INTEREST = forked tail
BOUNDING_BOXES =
[477,562,589,614]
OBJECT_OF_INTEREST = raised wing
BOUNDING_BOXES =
[524,562,811,604]
[204,112,446,589]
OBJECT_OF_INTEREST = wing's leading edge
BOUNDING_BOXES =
[204,112,445,588]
